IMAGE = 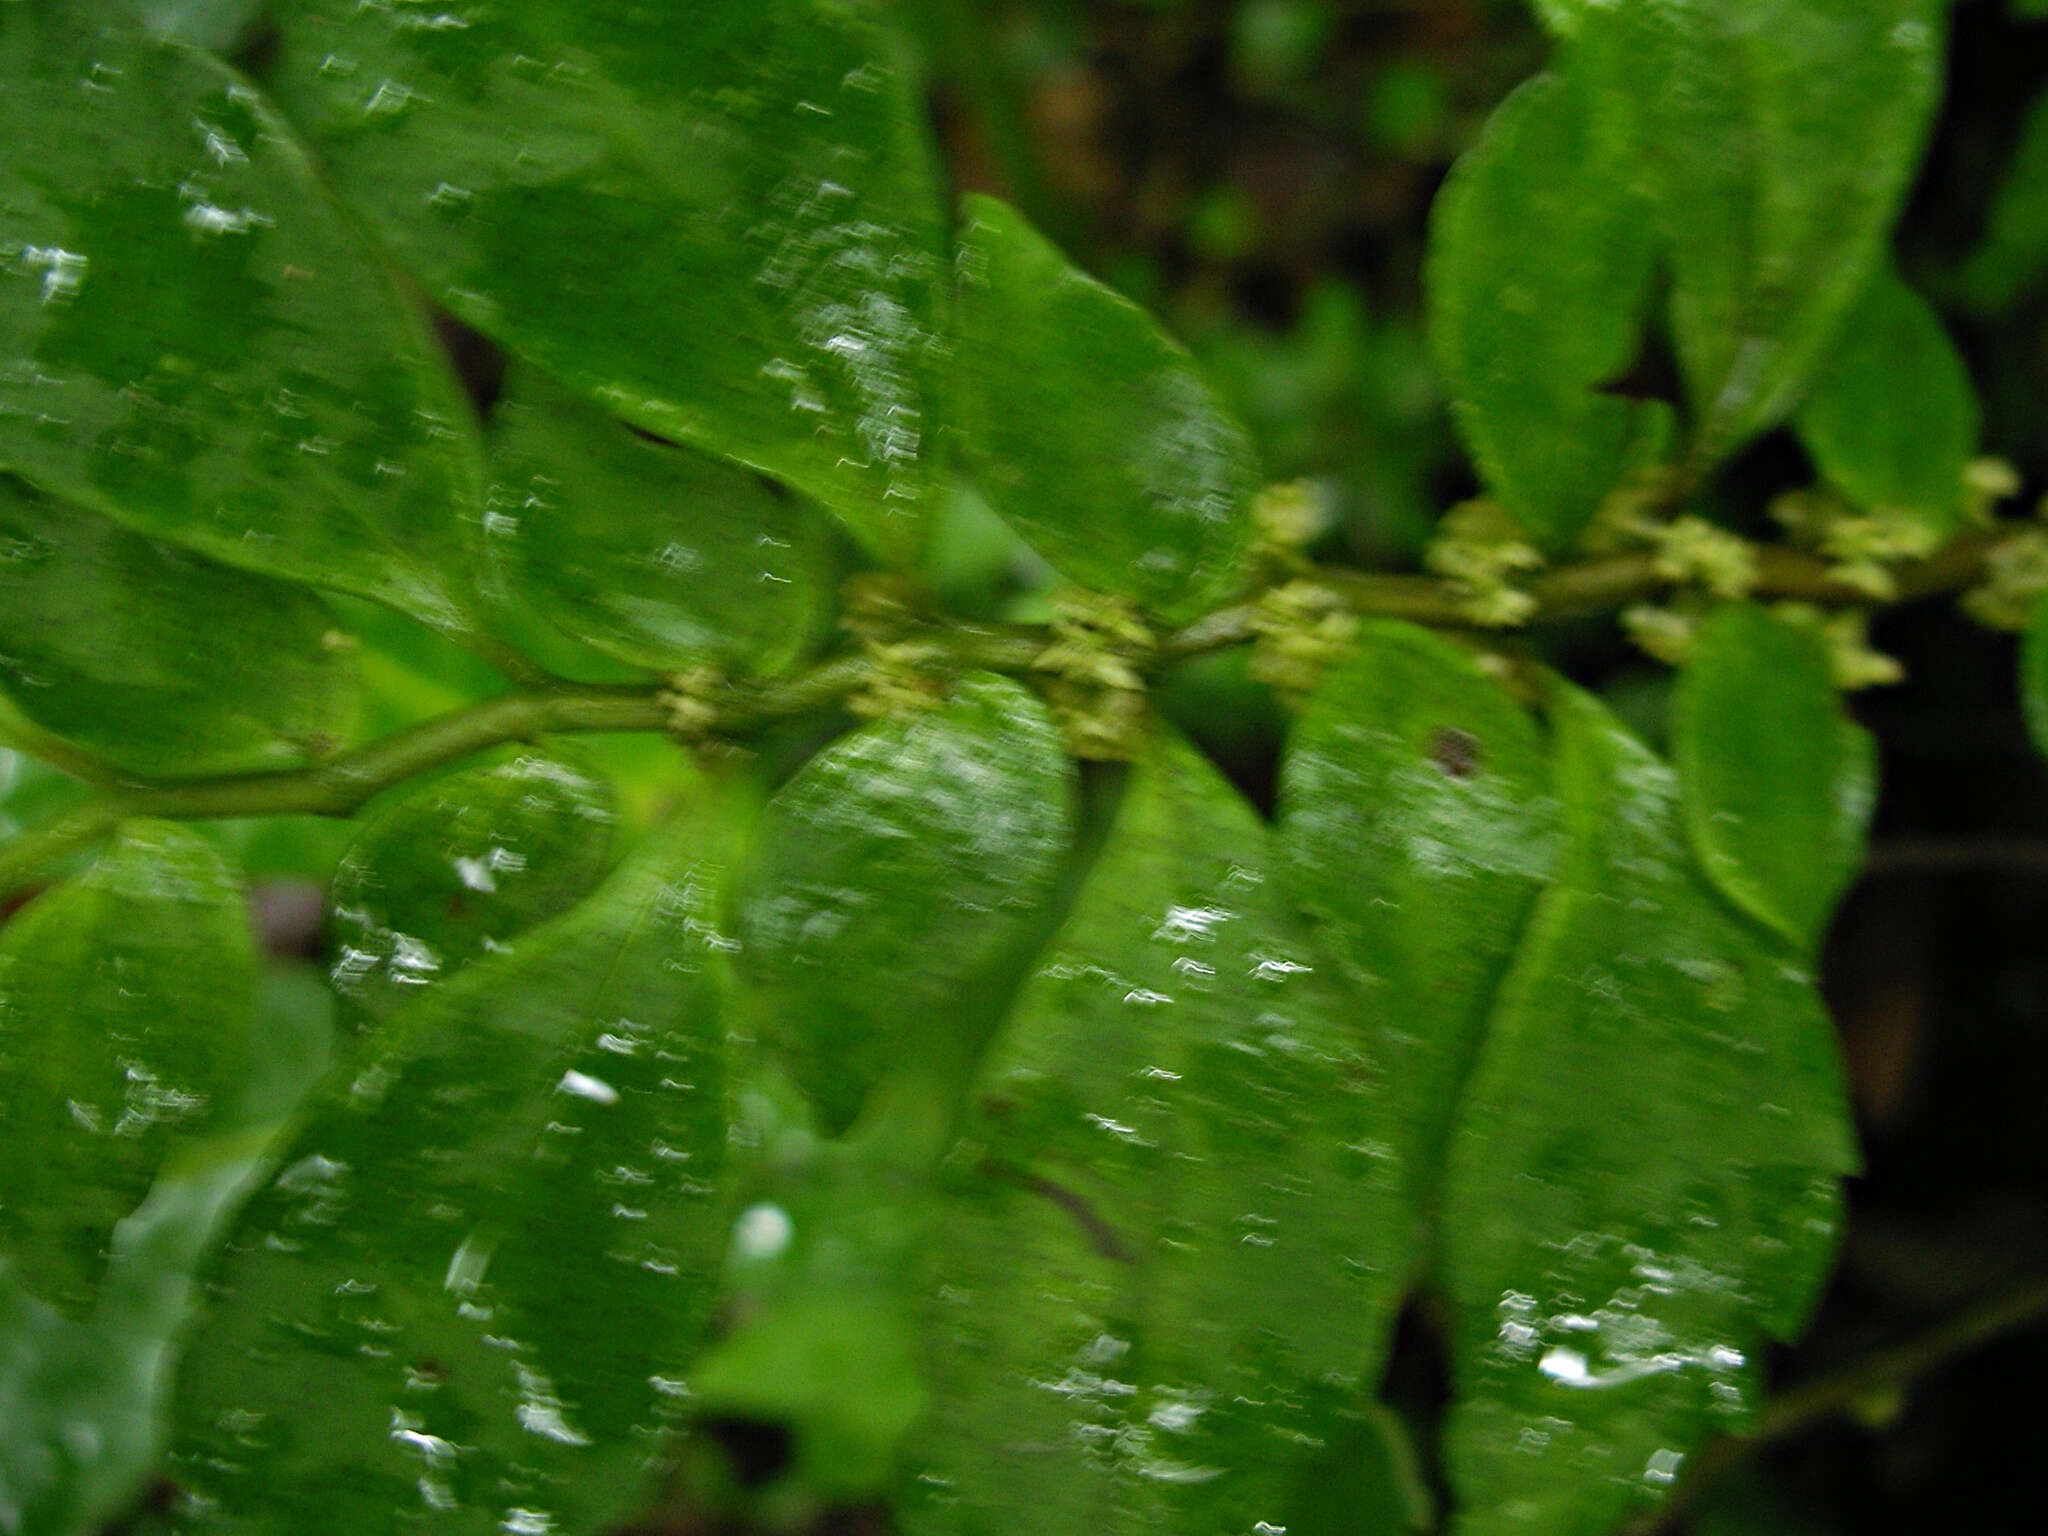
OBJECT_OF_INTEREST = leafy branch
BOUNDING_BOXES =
[3,521,2028,902]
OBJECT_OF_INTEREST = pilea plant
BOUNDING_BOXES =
[3,1,2048,1534]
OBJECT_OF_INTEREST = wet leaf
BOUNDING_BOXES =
[170,802,739,1536]
[956,195,1258,622]
[1674,605,1876,951]
[736,674,1076,1135]
[905,731,1406,1536]
[485,366,832,677]
[1795,263,1978,535]
[0,965,336,1536]
[130,0,263,54]
[1439,685,1857,1536]
[1427,72,1668,552]
[1570,0,1948,457]
[260,0,948,564]
[1278,622,1558,1238]
[0,475,357,778]
[327,752,616,1025]
[0,822,255,1314]
[690,1152,930,1498]
[0,20,487,633]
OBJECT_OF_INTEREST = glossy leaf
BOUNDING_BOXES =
[907,730,1407,1536]
[171,803,739,1536]
[1674,605,1877,951]
[1794,264,1978,534]
[0,822,254,1314]
[956,195,1258,621]
[327,752,616,1024]
[0,965,336,1536]
[131,0,263,54]
[0,475,357,778]
[260,0,948,563]
[736,674,1076,1135]
[1960,83,2048,311]
[1427,72,1667,552]
[1569,0,1948,457]
[1439,686,1857,1536]
[0,21,486,632]
[1278,622,1558,1235]
[485,367,832,677]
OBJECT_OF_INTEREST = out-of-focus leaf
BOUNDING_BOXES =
[1570,0,1948,457]
[1961,84,2048,310]
[1427,72,1667,552]
[0,958,336,1536]
[956,196,1257,622]
[1278,622,1557,1238]
[1276,1404,1436,1536]
[485,367,832,677]
[1674,605,1876,952]
[736,674,1076,1135]
[171,802,739,1536]
[905,731,1406,1535]
[0,822,254,1315]
[1439,685,1857,1536]
[689,1152,929,1498]
[0,746,88,846]
[2020,597,2048,763]
[260,0,948,564]
[0,21,487,634]
[0,475,357,778]
[1794,264,1977,535]
[327,752,615,1024]
[130,0,262,54]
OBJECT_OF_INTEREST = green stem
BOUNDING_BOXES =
[1627,1277,2048,1535]
[0,525,2028,899]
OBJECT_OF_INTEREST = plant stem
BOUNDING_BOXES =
[0,525,2030,898]
[1626,1277,2048,1535]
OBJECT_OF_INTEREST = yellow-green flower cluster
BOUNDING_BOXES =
[1424,500,1543,627]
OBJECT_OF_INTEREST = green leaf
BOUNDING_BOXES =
[260,0,948,564]
[2018,597,2048,763]
[130,0,263,53]
[170,802,739,1536]
[0,475,357,778]
[327,752,616,1025]
[0,965,335,1536]
[0,21,487,633]
[485,366,832,677]
[689,1151,929,1498]
[1529,1,1592,38]
[1960,83,2048,311]
[1439,685,1857,1536]
[736,675,1077,1135]
[0,822,254,1314]
[1794,264,1977,534]
[1275,1404,1436,1536]
[1427,72,1669,552]
[1674,605,1876,951]
[0,746,86,846]
[1278,622,1558,1237]
[1570,0,1949,457]
[904,730,1407,1535]
[956,195,1258,621]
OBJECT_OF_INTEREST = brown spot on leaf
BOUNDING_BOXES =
[1430,726,1482,779]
